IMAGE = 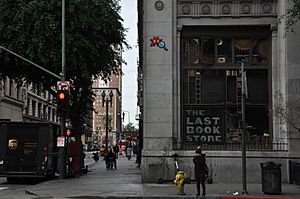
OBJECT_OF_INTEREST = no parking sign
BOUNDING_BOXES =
[57,81,70,91]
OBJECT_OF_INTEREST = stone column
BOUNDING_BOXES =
[274,0,288,143]
[271,23,281,142]
[0,79,4,101]
[174,25,182,147]
[10,80,17,99]
[4,77,10,95]
[49,107,53,122]
[28,98,33,116]
[35,101,39,117]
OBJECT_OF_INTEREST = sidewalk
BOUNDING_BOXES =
[26,155,300,199]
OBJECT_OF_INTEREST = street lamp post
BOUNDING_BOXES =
[117,111,125,142]
[102,90,113,164]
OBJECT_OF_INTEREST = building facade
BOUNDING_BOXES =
[138,0,300,183]
[0,76,59,124]
[92,73,122,146]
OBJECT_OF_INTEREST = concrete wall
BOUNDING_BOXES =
[142,0,174,151]
[141,0,175,182]
[0,98,23,121]
[0,77,24,121]
[287,21,300,159]
[142,150,289,183]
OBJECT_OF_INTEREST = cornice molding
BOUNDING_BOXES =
[177,0,277,18]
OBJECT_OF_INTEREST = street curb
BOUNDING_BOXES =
[25,189,40,196]
[68,195,220,199]
[220,197,300,199]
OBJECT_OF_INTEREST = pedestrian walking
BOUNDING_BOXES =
[193,146,208,197]
[126,146,132,160]
[113,143,119,158]
[106,147,117,169]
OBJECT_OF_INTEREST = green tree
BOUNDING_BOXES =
[124,122,136,131]
[0,0,128,132]
[283,0,300,31]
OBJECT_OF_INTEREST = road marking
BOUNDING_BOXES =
[0,187,8,191]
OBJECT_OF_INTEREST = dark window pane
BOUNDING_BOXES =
[200,38,215,65]
[217,39,232,64]
[182,70,198,104]
[226,74,237,103]
[246,106,269,136]
[246,70,268,104]
[234,39,251,63]
[201,70,225,103]
[252,39,268,64]
[182,70,189,104]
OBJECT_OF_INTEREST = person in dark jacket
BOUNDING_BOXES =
[106,148,117,169]
[193,146,207,197]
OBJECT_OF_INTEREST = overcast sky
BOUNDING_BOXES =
[120,0,138,126]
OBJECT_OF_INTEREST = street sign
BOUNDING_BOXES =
[57,136,65,147]
[57,81,70,91]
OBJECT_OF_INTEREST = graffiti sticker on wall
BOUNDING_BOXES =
[150,36,168,51]
[183,107,225,144]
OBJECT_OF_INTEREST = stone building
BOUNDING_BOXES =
[138,0,300,183]
[0,76,58,124]
[92,74,122,146]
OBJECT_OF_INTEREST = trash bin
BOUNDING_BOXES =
[260,162,282,194]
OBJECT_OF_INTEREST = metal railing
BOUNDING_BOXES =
[172,140,288,151]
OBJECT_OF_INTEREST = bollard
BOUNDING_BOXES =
[174,170,187,195]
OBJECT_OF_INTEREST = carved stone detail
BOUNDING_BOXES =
[242,4,251,14]
[222,4,231,14]
[154,1,164,11]
[262,3,272,13]
[202,4,211,15]
[182,4,191,15]
[177,0,277,17]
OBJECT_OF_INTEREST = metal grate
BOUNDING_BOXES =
[172,139,288,151]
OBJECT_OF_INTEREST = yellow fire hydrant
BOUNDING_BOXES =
[174,170,187,195]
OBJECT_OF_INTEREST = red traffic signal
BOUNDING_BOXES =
[66,129,72,137]
[57,90,69,101]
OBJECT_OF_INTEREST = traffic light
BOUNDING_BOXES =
[56,90,69,116]
[57,90,69,101]
[66,128,72,137]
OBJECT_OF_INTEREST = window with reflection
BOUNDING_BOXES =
[184,39,200,64]
[217,39,232,64]
[183,37,268,65]
[234,39,251,64]
[252,39,268,64]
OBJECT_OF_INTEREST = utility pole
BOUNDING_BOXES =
[241,62,248,195]
[59,0,66,179]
